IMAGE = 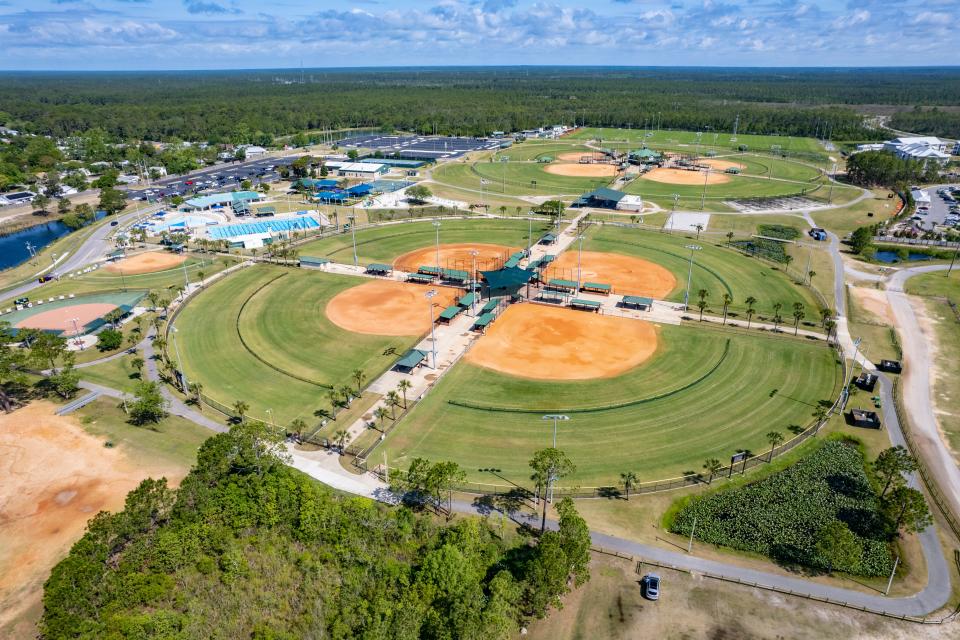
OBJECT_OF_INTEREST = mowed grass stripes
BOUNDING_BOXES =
[176,265,420,424]
[383,325,841,486]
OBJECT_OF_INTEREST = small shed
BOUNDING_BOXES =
[300,256,330,269]
[539,232,557,245]
[855,372,878,392]
[850,409,881,429]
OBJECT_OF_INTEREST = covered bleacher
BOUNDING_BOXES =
[394,349,428,373]
[581,281,611,295]
[300,256,330,269]
[621,295,653,311]
[406,273,435,284]
[417,265,443,276]
[437,305,462,324]
[569,298,602,312]
[366,263,392,275]
[539,232,557,245]
[441,268,470,284]
[480,299,499,315]
[472,312,495,331]
[545,278,578,293]
[457,292,476,308]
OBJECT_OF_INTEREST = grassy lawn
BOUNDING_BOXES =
[811,188,901,237]
[905,269,960,298]
[80,353,143,395]
[421,181,532,212]
[584,225,822,316]
[566,127,825,155]
[707,213,810,237]
[0,253,239,308]
[296,218,542,265]
[623,172,823,205]
[433,158,611,197]
[846,285,900,364]
[73,397,211,471]
[919,298,960,463]
[383,324,841,487]
[175,265,420,425]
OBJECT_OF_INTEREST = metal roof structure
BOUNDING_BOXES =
[395,349,428,370]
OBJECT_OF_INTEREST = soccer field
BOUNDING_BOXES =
[382,323,841,487]
[175,265,424,424]
[296,219,545,265]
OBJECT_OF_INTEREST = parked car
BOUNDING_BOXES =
[38,275,53,283]
[14,297,29,305]
[110,220,119,226]
[641,574,661,600]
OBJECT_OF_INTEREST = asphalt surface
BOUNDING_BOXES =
[908,183,959,231]
[128,155,301,200]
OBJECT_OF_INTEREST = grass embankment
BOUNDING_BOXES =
[383,325,840,487]
[175,265,420,425]
[583,225,822,316]
[296,218,541,265]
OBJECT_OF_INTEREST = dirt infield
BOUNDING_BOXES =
[543,251,677,298]
[701,159,745,171]
[556,152,599,162]
[643,168,732,185]
[466,304,658,380]
[545,163,619,178]
[14,303,117,332]
[0,402,179,636]
[393,242,520,276]
[104,251,187,275]
[326,280,460,336]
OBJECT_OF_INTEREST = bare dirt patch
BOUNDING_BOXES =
[0,402,181,636]
[393,242,520,276]
[325,280,460,336]
[702,158,746,171]
[15,303,117,331]
[850,286,894,325]
[543,251,677,298]
[544,163,619,178]
[104,251,186,275]
[466,303,658,380]
[643,167,732,185]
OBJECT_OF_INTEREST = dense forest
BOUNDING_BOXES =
[7,67,960,143]
[40,423,591,639]
[889,108,960,139]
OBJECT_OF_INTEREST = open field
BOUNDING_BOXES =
[434,156,614,197]
[295,219,541,265]
[624,169,825,205]
[580,225,821,315]
[916,298,960,465]
[905,269,960,298]
[566,127,826,155]
[80,353,143,395]
[383,323,841,487]
[811,188,901,237]
[0,253,238,309]
[846,285,901,364]
[175,265,425,424]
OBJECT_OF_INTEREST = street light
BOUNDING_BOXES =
[541,414,570,448]
[469,249,479,313]
[433,220,441,269]
[425,289,439,369]
[171,325,188,391]
[348,214,358,267]
[683,244,702,311]
[67,317,83,351]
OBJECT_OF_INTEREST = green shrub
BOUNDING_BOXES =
[668,441,894,576]
[757,224,800,240]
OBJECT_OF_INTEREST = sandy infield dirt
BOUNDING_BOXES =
[544,163,619,177]
[701,159,745,171]
[393,243,520,277]
[466,303,658,380]
[325,280,460,336]
[543,251,677,299]
[104,251,187,275]
[556,152,601,162]
[0,402,183,637]
[15,303,117,331]
[642,167,732,185]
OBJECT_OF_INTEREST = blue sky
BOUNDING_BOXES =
[0,0,956,69]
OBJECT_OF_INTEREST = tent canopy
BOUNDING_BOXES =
[480,266,535,291]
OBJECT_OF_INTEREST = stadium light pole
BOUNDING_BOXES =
[425,289,438,369]
[348,214,358,267]
[575,235,585,294]
[700,168,710,211]
[68,317,83,351]
[170,325,188,391]
[470,250,479,313]
[683,244,702,311]
[541,414,570,448]
[433,220,441,269]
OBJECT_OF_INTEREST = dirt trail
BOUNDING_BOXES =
[0,402,183,636]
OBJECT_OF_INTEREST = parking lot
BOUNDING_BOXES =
[910,184,959,231]
[126,156,300,201]
[337,134,501,160]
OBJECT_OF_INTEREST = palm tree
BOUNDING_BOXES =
[745,296,757,329]
[694,223,704,239]
[697,289,709,321]
[397,379,413,408]
[725,231,734,245]
[337,385,353,406]
[352,368,366,396]
[620,471,638,501]
[374,406,389,430]
[721,293,732,325]
[499,205,507,216]
[386,390,401,419]
[131,357,145,378]
[772,302,783,332]
[233,400,249,423]
[333,429,349,452]
[820,308,833,327]
[824,319,837,344]
[813,405,829,434]
[703,458,722,484]
[289,418,307,440]
[792,302,805,336]
[327,388,341,418]
[784,254,794,277]
[189,381,203,407]
[807,270,816,285]
[197,270,205,288]
[766,431,784,462]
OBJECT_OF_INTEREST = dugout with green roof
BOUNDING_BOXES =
[407,273,435,284]
[581,282,611,294]
[473,313,495,329]
[570,298,601,310]
[622,295,653,309]
[480,299,499,314]
[438,306,462,322]
[395,349,428,371]
[546,278,578,291]
[366,263,392,274]
[457,292,476,308]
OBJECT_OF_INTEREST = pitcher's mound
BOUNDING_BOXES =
[467,304,658,380]
[643,168,731,185]
[544,251,677,299]
[326,280,460,336]
[105,251,186,275]
[544,163,619,178]
[393,243,519,276]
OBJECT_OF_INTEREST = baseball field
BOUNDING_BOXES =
[381,311,841,486]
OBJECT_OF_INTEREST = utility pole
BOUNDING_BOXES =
[884,555,900,596]
[683,245,702,310]
[687,515,697,553]
[425,290,438,369]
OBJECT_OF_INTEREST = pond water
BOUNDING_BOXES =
[873,250,934,264]
[0,212,106,271]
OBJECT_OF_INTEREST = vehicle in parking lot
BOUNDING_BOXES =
[641,574,660,600]
[14,297,29,305]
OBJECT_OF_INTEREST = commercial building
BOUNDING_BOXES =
[882,137,951,166]
[182,190,264,212]
[573,187,626,209]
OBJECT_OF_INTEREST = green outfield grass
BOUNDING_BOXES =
[579,226,821,316]
[904,269,960,298]
[566,127,824,155]
[0,253,239,309]
[623,171,823,205]
[296,219,544,265]
[493,141,596,162]
[175,265,422,425]
[382,324,841,487]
